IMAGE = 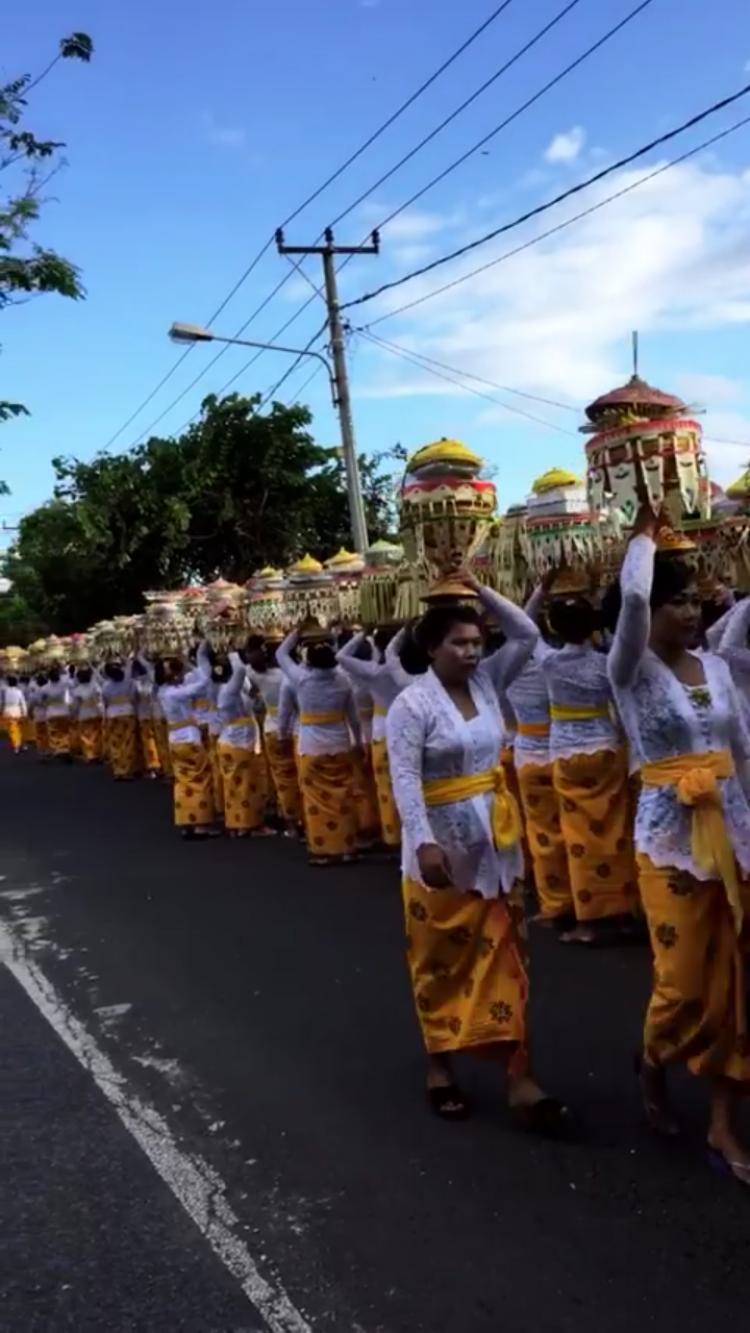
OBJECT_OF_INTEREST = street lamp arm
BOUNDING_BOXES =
[168,323,335,405]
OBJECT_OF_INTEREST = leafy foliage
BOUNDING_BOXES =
[1,392,401,640]
[0,32,93,487]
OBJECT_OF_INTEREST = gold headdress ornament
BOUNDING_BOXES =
[655,526,697,554]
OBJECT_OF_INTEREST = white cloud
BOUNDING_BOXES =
[200,111,247,149]
[673,372,744,407]
[362,156,750,423]
[357,202,464,241]
[544,126,586,164]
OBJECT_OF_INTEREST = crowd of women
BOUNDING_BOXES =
[2,504,750,1183]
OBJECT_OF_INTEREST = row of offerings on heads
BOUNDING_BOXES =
[5,370,750,672]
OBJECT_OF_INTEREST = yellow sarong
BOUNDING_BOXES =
[23,717,36,748]
[3,718,23,752]
[138,717,162,774]
[47,716,71,756]
[370,737,401,848]
[218,744,268,830]
[352,745,381,844]
[170,741,215,827]
[156,718,173,778]
[35,719,49,755]
[107,716,139,779]
[517,762,571,919]
[403,877,528,1067]
[553,746,638,921]
[297,750,358,858]
[641,750,742,933]
[208,735,224,817]
[78,717,103,764]
[265,732,303,825]
[423,765,521,851]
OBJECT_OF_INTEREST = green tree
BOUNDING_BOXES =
[1,390,398,637]
[1,32,93,469]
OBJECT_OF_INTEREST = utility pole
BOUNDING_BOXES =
[275,226,379,554]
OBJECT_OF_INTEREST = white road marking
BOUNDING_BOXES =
[0,920,313,1333]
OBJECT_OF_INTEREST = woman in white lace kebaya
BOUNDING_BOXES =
[539,573,638,944]
[387,579,569,1131]
[278,627,362,864]
[609,507,750,1181]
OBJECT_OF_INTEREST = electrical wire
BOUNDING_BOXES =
[357,110,750,327]
[358,328,576,434]
[175,0,655,423]
[101,1,519,448]
[325,0,584,232]
[283,362,326,407]
[346,77,750,311]
[363,332,580,412]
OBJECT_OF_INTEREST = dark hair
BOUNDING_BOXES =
[603,554,695,631]
[246,634,265,653]
[76,667,93,683]
[212,659,232,684]
[374,627,395,656]
[154,656,182,687]
[105,663,125,683]
[547,596,598,645]
[6,674,18,687]
[416,604,482,655]
[131,658,146,677]
[307,642,336,670]
[650,555,694,610]
[36,672,48,685]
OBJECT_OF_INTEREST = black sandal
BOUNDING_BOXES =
[511,1096,572,1138]
[428,1083,471,1121]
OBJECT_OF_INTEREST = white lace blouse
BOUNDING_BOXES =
[43,678,73,719]
[386,588,538,898]
[710,598,750,733]
[217,654,261,751]
[278,631,360,757]
[72,681,103,721]
[246,666,284,735]
[543,644,621,761]
[608,535,750,879]
[336,632,408,742]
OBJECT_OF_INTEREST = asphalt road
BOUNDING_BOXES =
[1,748,749,1332]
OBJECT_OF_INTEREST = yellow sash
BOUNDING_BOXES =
[225,715,255,728]
[550,703,609,722]
[299,711,345,725]
[194,697,211,712]
[107,696,132,708]
[641,750,742,932]
[517,720,550,737]
[373,704,388,718]
[423,766,521,851]
[265,704,278,716]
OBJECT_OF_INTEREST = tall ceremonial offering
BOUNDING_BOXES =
[284,554,339,628]
[324,548,365,624]
[398,437,497,604]
[582,367,710,530]
[246,566,288,635]
[523,468,603,577]
[359,538,404,625]
[683,475,750,590]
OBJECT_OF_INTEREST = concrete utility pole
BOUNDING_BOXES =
[275,226,379,555]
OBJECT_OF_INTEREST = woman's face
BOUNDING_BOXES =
[429,620,483,683]
[652,583,702,650]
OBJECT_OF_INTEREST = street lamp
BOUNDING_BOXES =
[168,322,336,406]
[168,321,369,554]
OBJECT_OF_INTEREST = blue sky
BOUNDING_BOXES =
[2,0,750,550]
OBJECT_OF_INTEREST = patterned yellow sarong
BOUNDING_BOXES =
[218,745,268,830]
[208,736,224,816]
[78,717,103,764]
[637,853,750,1082]
[170,741,216,827]
[352,745,381,844]
[516,762,571,919]
[156,719,173,778]
[553,746,638,921]
[23,717,36,748]
[403,876,528,1071]
[297,750,358,857]
[107,716,139,779]
[3,718,23,752]
[370,737,401,848]
[47,717,71,756]
[35,719,49,755]
[265,732,303,825]
[138,718,161,774]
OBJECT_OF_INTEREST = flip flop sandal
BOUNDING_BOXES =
[428,1083,471,1121]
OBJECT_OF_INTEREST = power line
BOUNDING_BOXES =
[177,0,655,422]
[358,329,576,434]
[348,0,657,265]
[101,1,518,449]
[259,324,331,410]
[358,110,750,327]
[325,0,584,233]
[283,361,326,407]
[363,332,580,412]
[346,80,750,313]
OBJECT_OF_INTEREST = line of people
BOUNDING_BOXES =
[2,507,750,1181]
